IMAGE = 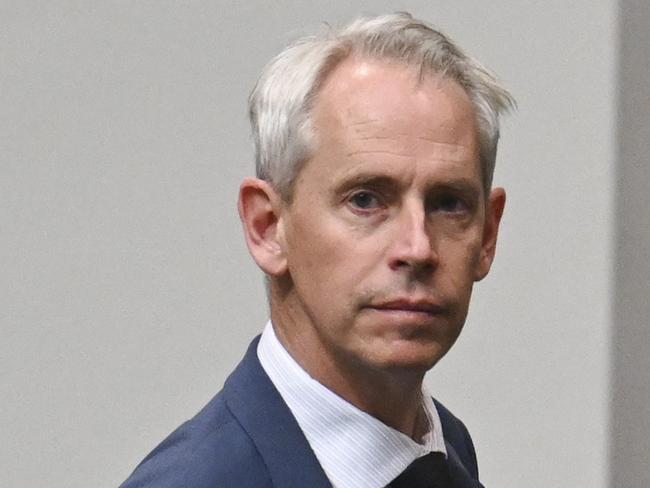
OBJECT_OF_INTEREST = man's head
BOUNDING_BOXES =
[238,13,513,385]
[248,12,514,201]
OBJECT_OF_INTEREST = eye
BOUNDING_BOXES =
[431,194,468,214]
[348,191,381,210]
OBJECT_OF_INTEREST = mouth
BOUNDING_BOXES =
[362,298,451,343]
[365,299,444,317]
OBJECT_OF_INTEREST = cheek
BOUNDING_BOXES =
[287,223,385,312]
[289,212,379,271]
[438,234,484,289]
[285,219,349,298]
[288,230,342,278]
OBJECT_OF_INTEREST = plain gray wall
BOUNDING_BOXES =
[2,1,626,487]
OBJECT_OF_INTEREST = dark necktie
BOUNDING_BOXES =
[387,452,453,488]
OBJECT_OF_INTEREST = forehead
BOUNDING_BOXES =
[313,57,477,136]
[300,57,481,188]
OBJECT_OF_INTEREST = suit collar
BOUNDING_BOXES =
[445,441,485,488]
[223,336,331,488]
[224,336,483,488]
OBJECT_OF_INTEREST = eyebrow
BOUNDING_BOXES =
[332,174,399,195]
[430,179,482,199]
[333,172,482,199]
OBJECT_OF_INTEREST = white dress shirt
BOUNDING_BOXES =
[257,321,447,488]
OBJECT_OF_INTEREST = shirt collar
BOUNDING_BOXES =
[257,321,447,488]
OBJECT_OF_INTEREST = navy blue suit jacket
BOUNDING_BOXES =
[121,337,484,487]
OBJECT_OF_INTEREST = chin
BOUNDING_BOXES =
[372,341,450,373]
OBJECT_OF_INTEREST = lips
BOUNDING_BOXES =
[363,299,445,332]
[366,299,444,315]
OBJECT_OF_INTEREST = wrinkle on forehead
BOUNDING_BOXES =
[344,133,476,163]
[343,110,476,144]
[352,135,394,141]
[348,118,380,128]
[345,149,416,159]
[345,144,473,162]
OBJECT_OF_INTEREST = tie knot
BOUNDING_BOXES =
[387,452,452,488]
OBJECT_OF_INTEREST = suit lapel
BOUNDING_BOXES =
[445,441,485,488]
[224,337,486,488]
[223,337,332,488]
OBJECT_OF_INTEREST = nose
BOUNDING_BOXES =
[388,200,438,275]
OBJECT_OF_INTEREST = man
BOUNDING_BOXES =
[121,12,513,488]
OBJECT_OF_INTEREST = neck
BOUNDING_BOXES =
[270,297,428,439]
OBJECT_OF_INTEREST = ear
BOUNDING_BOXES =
[474,187,506,281]
[237,177,288,276]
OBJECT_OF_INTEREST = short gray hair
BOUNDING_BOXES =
[248,12,515,200]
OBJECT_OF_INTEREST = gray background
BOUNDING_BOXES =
[1,1,647,487]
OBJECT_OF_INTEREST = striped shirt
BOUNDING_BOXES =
[257,321,447,488]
